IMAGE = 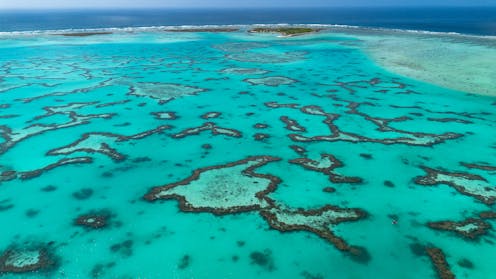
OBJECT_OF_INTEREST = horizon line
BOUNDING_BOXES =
[2,5,496,11]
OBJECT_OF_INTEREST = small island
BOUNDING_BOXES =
[57,32,113,37]
[164,28,239,32]
[249,27,320,36]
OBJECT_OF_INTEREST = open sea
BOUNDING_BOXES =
[0,7,495,279]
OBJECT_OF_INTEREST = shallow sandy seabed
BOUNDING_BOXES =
[352,32,496,96]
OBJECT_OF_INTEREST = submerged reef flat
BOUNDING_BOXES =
[415,167,496,205]
[351,29,496,96]
[226,51,307,63]
[144,156,281,214]
[0,28,495,278]
[145,156,368,260]
[126,82,208,104]
[244,76,297,87]
[260,206,368,262]
[0,243,58,275]
[220,67,270,75]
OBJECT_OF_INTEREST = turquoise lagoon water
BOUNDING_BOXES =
[0,29,495,278]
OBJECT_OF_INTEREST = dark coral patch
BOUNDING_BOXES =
[427,118,473,124]
[289,145,307,156]
[479,211,496,219]
[72,188,94,200]
[301,271,324,279]
[359,153,373,160]
[109,240,133,258]
[457,258,474,269]
[0,170,16,182]
[132,157,152,163]
[90,262,115,278]
[75,210,114,229]
[346,245,371,264]
[323,187,336,193]
[253,133,270,141]
[178,255,191,270]
[425,247,455,279]
[200,112,221,119]
[384,180,395,187]
[26,209,40,218]
[41,185,57,192]
[254,123,269,129]
[409,243,426,257]
[250,249,275,271]
[460,162,496,172]
[0,199,14,212]
[201,144,212,150]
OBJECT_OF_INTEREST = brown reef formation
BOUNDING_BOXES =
[75,210,114,229]
[46,125,171,161]
[415,166,496,205]
[425,247,455,279]
[427,218,491,240]
[144,156,282,214]
[144,156,368,261]
[0,243,58,274]
[200,112,221,119]
[0,102,115,154]
[289,145,307,156]
[253,133,270,141]
[264,101,299,109]
[170,122,242,139]
[289,154,363,184]
[151,111,178,120]
[260,205,368,261]
[254,123,269,129]
[18,157,93,180]
[460,162,496,172]
[262,100,462,147]
[280,116,307,132]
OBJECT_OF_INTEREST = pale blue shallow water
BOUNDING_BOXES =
[0,30,495,278]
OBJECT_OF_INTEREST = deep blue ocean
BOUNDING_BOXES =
[0,7,496,35]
